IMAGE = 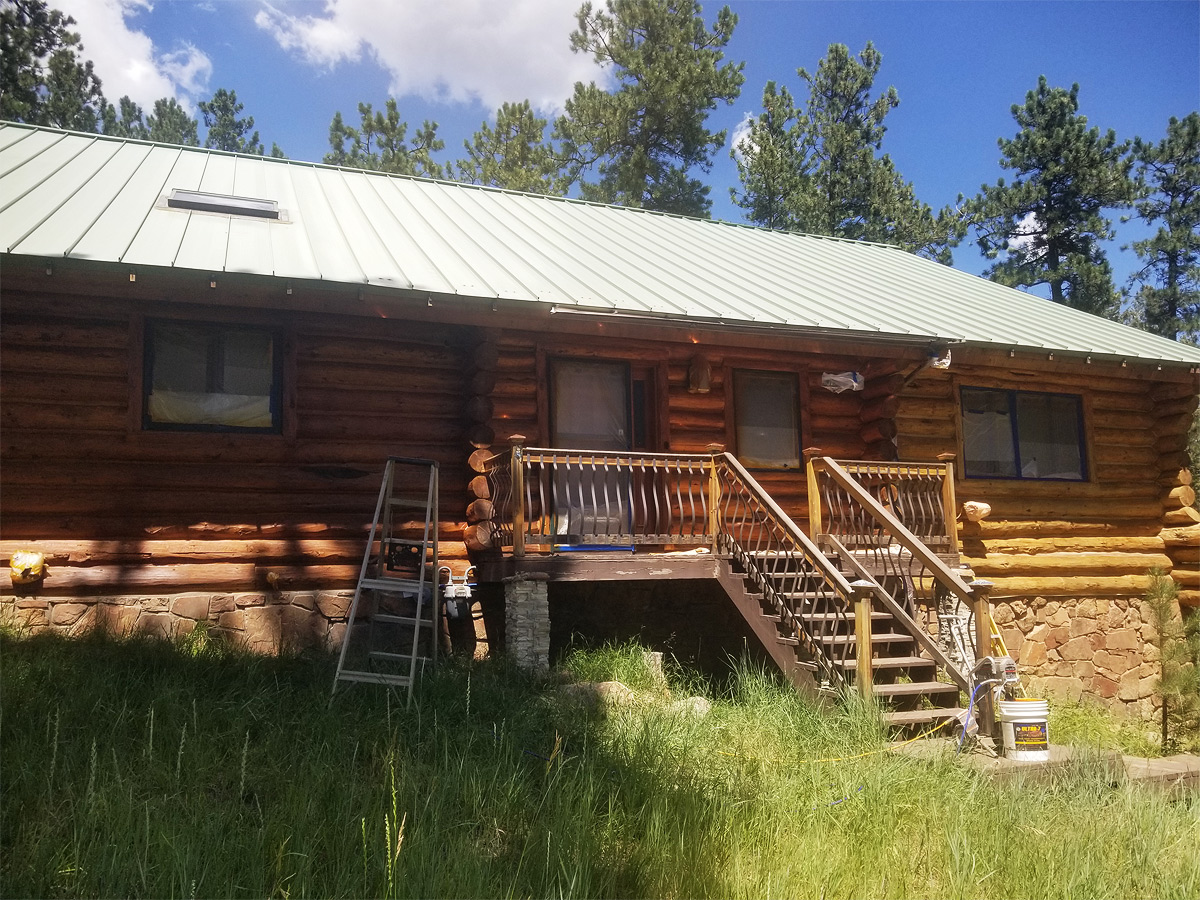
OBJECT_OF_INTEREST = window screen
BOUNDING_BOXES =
[734,370,800,468]
[961,387,1085,480]
[145,322,279,431]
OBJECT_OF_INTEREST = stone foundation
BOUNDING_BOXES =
[994,595,1164,719]
[504,573,550,671]
[1,589,355,653]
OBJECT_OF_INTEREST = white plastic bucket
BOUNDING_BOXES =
[997,698,1050,761]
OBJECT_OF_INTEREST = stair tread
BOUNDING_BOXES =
[843,655,935,670]
[883,707,964,726]
[816,632,912,644]
[871,681,960,697]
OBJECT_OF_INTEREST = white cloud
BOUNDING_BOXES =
[54,0,212,110]
[729,113,755,162]
[254,0,606,114]
[1007,211,1043,256]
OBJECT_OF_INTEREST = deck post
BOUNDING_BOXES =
[851,579,875,698]
[706,445,723,552]
[509,435,526,559]
[936,452,958,551]
[803,448,824,538]
[970,579,995,736]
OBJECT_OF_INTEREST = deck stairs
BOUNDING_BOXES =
[711,455,973,729]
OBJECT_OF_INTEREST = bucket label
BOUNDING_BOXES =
[1013,721,1048,750]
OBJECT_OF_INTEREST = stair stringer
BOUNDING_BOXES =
[713,560,822,695]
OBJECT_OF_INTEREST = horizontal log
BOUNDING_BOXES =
[0,372,129,405]
[0,317,130,349]
[1164,506,1200,526]
[295,388,463,418]
[463,521,494,552]
[969,536,1167,555]
[0,516,467,543]
[0,346,130,378]
[1153,412,1197,437]
[1179,589,1200,608]
[296,338,465,370]
[1161,468,1193,487]
[963,552,1174,576]
[469,449,497,473]
[1087,410,1156,432]
[894,417,957,438]
[863,374,906,400]
[1092,427,1156,449]
[859,395,899,422]
[965,519,1164,541]
[1090,444,1160,467]
[469,369,498,395]
[2,401,128,432]
[859,418,897,444]
[1160,525,1200,549]
[1165,485,1197,508]
[1170,568,1200,589]
[295,364,465,394]
[465,395,494,424]
[1092,465,1162,485]
[960,479,1159,501]
[466,424,495,449]
[984,574,1155,597]
[33,562,260,594]
[1154,394,1199,419]
[980,498,1165,520]
[465,498,494,523]
[0,538,364,566]
[468,474,491,499]
[297,416,463,443]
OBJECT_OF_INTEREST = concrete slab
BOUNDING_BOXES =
[891,738,1200,797]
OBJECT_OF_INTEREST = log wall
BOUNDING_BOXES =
[1,286,474,649]
[897,355,1199,716]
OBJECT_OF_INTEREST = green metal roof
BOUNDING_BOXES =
[3,121,1199,367]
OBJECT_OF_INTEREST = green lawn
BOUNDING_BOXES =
[2,628,1196,899]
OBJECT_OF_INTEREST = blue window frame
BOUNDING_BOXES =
[961,387,1086,480]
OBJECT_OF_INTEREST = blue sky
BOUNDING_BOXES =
[56,0,1200,288]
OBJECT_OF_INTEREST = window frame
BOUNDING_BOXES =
[959,386,1088,482]
[142,319,284,434]
[729,367,803,470]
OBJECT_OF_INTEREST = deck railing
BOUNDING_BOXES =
[482,444,856,687]
[806,456,978,690]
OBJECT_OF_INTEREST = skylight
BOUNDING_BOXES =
[166,189,280,219]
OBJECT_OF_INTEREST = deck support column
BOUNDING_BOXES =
[970,579,996,737]
[504,572,549,672]
[851,580,875,698]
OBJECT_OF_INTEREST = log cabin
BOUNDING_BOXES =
[2,122,1197,723]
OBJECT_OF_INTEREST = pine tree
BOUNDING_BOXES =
[729,81,805,231]
[455,101,566,194]
[199,88,263,154]
[146,98,199,147]
[970,77,1134,317]
[101,95,149,139]
[1126,113,1200,343]
[732,44,962,261]
[1145,569,1200,751]
[325,99,443,178]
[1,0,104,130]
[555,0,744,217]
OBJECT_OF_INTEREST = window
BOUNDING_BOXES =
[144,321,280,432]
[549,358,657,451]
[733,369,800,468]
[961,387,1086,480]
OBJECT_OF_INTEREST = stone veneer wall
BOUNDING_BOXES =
[994,595,1164,719]
[2,590,354,653]
[503,574,550,671]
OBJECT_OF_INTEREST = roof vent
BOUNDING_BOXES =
[166,189,280,219]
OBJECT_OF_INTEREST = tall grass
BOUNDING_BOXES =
[2,629,1197,898]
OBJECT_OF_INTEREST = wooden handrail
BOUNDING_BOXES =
[811,456,974,602]
[718,452,855,601]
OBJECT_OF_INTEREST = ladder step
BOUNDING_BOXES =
[359,577,432,593]
[388,499,432,509]
[368,651,433,663]
[384,537,429,546]
[373,613,431,627]
[335,671,415,687]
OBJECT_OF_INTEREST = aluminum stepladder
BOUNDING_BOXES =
[333,457,441,703]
